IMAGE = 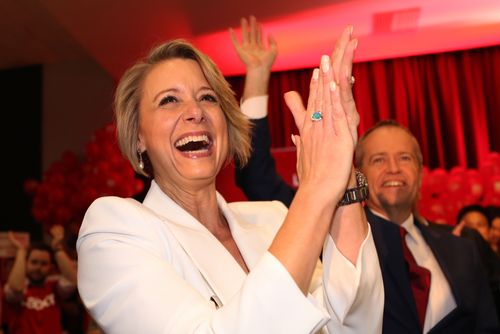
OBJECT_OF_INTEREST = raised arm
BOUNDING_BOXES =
[6,232,27,295]
[284,27,382,332]
[329,26,367,261]
[231,16,296,206]
[229,16,276,102]
[50,225,77,284]
[270,25,362,292]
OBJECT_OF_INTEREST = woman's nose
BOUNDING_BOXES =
[182,101,205,123]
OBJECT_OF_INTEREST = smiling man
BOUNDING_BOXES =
[236,114,500,333]
[344,120,498,333]
[354,121,422,225]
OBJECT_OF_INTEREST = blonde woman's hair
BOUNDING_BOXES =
[114,39,251,177]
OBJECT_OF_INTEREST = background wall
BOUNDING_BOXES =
[2,66,42,236]
[42,58,114,170]
[3,60,114,235]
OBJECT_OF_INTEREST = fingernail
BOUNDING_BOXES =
[353,38,358,50]
[321,55,330,73]
[349,25,354,36]
[291,134,296,145]
[330,81,337,91]
[312,68,319,80]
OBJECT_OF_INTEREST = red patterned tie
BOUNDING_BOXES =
[400,227,431,330]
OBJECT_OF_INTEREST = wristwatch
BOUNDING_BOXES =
[337,169,369,206]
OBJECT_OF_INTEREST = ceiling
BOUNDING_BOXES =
[2,0,500,79]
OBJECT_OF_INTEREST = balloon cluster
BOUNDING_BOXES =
[24,122,144,229]
[418,152,500,225]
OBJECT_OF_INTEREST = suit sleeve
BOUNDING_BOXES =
[470,240,500,332]
[235,117,296,207]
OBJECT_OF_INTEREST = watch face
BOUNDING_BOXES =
[355,170,368,187]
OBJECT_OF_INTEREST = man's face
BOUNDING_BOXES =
[359,126,422,220]
[26,249,52,284]
[462,211,490,241]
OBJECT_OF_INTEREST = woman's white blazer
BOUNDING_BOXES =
[77,180,383,333]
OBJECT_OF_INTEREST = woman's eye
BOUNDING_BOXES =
[159,96,177,106]
[200,94,218,103]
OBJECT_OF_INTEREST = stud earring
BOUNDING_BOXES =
[138,148,144,170]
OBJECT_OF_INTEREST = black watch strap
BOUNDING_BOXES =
[337,170,369,207]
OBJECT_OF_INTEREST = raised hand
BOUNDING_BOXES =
[286,51,355,205]
[330,26,359,146]
[8,231,25,249]
[50,224,65,250]
[229,16,277,72]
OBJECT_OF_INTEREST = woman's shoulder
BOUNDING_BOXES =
[86,196,144,218]
[79,196,151,236]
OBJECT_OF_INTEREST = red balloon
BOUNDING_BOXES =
[86,142,100,160]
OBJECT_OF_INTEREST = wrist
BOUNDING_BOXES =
[297,181,342,208]
[244,67,271,85]
[52,242,64,253]
[346,168,357,187]
[337,169,369,207]
[53,247,65,256]
[245,64,272,75]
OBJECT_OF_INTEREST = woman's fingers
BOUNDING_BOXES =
[306,68,319,117]
[327,25,359,146]
[339,38,359,145]
[320,55,335,130]
[329,70,350,139]
[339,38,357,90]
[331,25,353,83]
[284,91,306,131]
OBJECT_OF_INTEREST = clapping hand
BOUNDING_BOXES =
[286,26,359,204]
[330,26,359,146]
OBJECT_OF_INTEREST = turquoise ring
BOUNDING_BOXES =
[311,111,323,121]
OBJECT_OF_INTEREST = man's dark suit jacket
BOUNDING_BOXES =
[235,117,500,333]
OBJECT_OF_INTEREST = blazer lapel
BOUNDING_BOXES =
[141,181,267,307]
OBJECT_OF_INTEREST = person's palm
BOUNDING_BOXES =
[8,231,24,249]
[50,224,65,246]
[230,16,277,71]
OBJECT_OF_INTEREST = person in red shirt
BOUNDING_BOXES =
[3,225,77,334]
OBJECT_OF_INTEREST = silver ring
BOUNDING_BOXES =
[311,111,323,121]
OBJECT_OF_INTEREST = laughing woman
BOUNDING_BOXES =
[76,26,383,334]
